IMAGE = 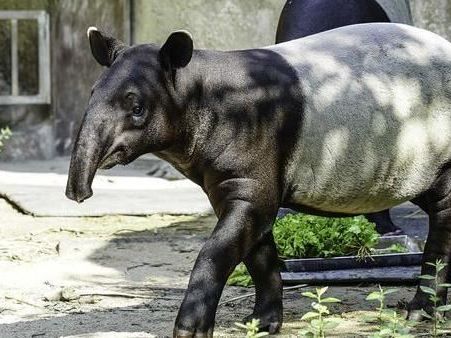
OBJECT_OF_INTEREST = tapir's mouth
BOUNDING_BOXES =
[98,146,129,170]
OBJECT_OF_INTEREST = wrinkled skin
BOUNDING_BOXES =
[67,24,451,337]
[275,0,407,236]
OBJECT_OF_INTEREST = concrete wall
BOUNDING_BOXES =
[410,0,451,41]
[52,0,127,155]
[1,0,451,160]
[0,0,127,159]
[0,0,55,160]
[132,0,285,49]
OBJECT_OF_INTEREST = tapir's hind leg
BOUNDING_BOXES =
[243,232,283,333]
[407,170,451,320]
[364,209,404,236]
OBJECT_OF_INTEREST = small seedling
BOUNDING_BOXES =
[299,286,341,338]
[370,310,414,338]
[418,259,451,337]
[366,285,398,322]
[0,126,11,152]
[366,285,413,338]
[234,318,268,338]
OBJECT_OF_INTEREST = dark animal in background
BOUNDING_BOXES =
[276,0,413,236]
[66,22,451,337]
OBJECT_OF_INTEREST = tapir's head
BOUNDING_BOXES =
[66,27,193,203]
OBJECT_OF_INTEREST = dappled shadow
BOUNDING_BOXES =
[0,289,184,338]
[267,24,451,215]
[39,22,451,335]
[0,216,216,337]
[150,23,451,217]
[67,22,451,217]
[80,215,215,285]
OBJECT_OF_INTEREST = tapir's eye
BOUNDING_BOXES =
[132,105,144,117]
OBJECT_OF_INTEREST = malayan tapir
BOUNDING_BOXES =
[66,23,451,337]
[275,0,413,235]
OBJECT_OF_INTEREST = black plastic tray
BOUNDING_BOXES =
[281,266,421,284]
[280,235,424,284]
[283,252,423,272]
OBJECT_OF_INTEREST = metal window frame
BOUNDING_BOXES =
[0,10,50,105]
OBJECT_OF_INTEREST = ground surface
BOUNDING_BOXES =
[0,157,210,217]
[0,157,446,337]
[1,197,448,338]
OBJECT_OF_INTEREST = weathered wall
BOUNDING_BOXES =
[410,0,451,41]
[0,0,55,160]
[133,0,285,49]
[2,0,451,160]
[52,0,127,155]
[0,0,126,159]
[133,0,451,49]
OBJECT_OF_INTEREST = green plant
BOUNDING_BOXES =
[227,263,253,287]
[299,286,341,338]
[0,126,11,152]
[273,213,379,259]
[371,310,414,338]
[386,243,408,254]
[366,285,398,321]
[366,286,413,338]
[234,318,268,338]
[418,259,451,337]
[228,214,379,287]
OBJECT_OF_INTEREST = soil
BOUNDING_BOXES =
[0,198,448,338]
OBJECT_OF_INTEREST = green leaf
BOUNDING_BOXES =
[418,275,435,280]
[310,319,321,329]
[273,213,379,259]
[420,309,433,319]
[317,286,328,296]
[420,286,436,295]
[436,305,451,312]
[384,288,398,295]
[302,292,317,299]
[366,292,382,301]
[298,329,315,338]
[312,303,329,314]
[321,297,341,303]
[227,263,253,287]
[323,320,340,330]
[234,322,247,329]
[301,312,320,321]
[379,328,392,335]
[430,295,439,302]
[438,283,451,288]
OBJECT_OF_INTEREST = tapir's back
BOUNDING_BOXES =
[269,23,451,214]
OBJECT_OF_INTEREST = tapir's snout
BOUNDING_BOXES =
[65,148,97,203]
[66,112,104,204]
[65,179,93,203]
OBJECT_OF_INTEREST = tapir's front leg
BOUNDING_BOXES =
[173,181,278,338]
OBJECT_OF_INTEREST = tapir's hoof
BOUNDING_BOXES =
[243,314,282,334]
[173,328,213,338]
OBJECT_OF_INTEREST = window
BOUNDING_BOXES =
[0,11,50,105]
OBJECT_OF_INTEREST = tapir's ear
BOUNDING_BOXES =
[159,30,193,70]
[87,27,126,67]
